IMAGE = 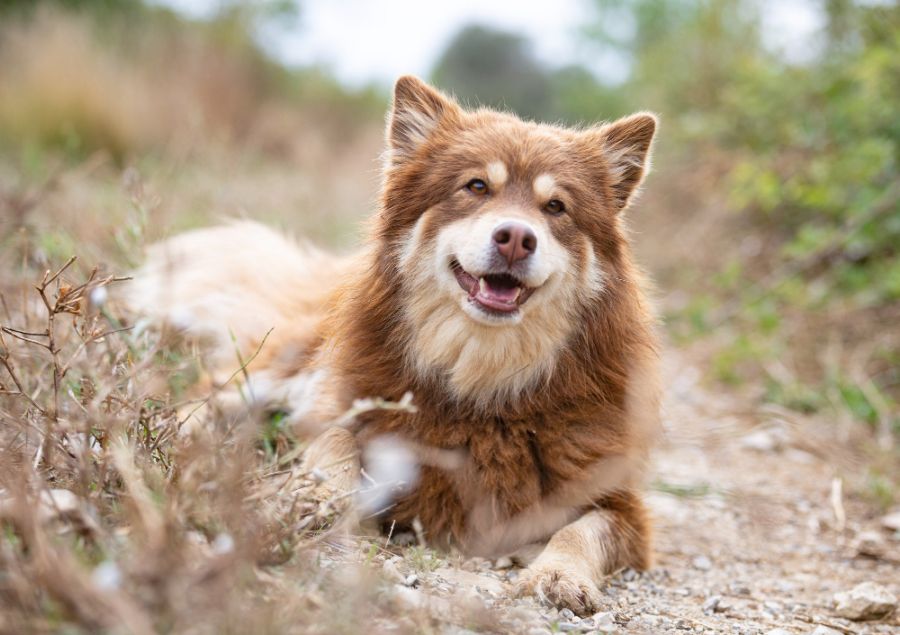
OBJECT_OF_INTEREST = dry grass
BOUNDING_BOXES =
[0,8,261,158]
[0,12,461,624]
[0,221,507,634]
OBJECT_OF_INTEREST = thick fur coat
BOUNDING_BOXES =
[129,76,661,615]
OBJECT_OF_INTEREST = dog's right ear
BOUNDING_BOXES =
[387,76,460,166]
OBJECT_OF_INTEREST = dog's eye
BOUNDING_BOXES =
[544,199,566,216]
[465,178,488,196]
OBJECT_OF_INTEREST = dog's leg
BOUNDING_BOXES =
[298,427,361,528]
[513,490,650,615]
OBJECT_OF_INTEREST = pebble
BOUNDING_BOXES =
[833,581,897,620]
[692,555,713,570]
[494,556,513,569]
[702,595,721,613]
[404,573,418,587]
[764,629,791,635]
[591,611,617,630]
[854,530,888,558]
[880,510,900,532]
[809,627,842,635]
[740,429,781,452]
[559,608,576,621]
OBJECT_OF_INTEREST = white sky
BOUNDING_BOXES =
[154,0,825,88]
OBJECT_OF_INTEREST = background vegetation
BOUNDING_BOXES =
[0,0,897,631]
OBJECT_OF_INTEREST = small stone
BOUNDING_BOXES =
[702,595,721,613]
[692,555,713,570]
[740,429,781,452]
[810,627,842,635]
[404,573,418,587]
[880,510,900,532]
[764,629,791,635]
[854,530,888,558]
[559,608,576,621]
[591,611,617,630]
[833,581,897,620]
[527,629,551,635]
[494,556,513,569]
[557,624,579,633]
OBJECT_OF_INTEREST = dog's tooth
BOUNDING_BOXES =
[479,278,488,295]
[511,287,521,301]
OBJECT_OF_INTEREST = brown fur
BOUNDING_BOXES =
[129,76,661,615]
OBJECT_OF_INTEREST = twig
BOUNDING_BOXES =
[830,477,845,532]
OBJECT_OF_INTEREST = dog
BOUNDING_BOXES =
[129,76,661,615]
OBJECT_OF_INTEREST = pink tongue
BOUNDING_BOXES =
[479,280,519,304]
[484,286,517,302]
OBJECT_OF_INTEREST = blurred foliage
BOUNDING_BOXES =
[582,0,899,435]
[431,24,628,124]
[0,0,383,162]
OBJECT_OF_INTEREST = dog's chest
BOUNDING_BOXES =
[359,412,584,544]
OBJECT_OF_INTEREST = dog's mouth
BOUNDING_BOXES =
[450,259,536,315]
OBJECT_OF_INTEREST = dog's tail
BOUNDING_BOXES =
[125,220,351,367]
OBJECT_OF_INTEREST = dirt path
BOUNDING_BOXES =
[371,351,899,634]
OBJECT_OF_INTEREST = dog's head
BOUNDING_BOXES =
[376,77,656,407]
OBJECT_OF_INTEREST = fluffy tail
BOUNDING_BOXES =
[126,220,350,367]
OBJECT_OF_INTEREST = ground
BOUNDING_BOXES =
[346,351,899,634]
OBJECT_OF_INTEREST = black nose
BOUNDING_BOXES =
[492,221,537,265]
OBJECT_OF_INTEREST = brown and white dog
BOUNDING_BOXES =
[129,76,661,614]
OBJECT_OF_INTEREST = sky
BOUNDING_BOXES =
[154,0,826,88]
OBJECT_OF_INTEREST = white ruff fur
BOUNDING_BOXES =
[398,209,605,406]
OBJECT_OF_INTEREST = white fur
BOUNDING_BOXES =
[533,174,556,200]
[398,207,587,407]
[487,161,508,186]
[604,144,645,185]
[125,220,352,366]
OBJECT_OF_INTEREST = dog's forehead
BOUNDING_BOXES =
[453,115,578,178]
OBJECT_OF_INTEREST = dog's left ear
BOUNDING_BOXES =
[387,76,460,166]
[584,112,658,212]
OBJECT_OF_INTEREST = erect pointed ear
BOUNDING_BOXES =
[587,112,658,212]
[387,76,461,166]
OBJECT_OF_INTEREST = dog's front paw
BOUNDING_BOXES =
[513,564,603,616]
